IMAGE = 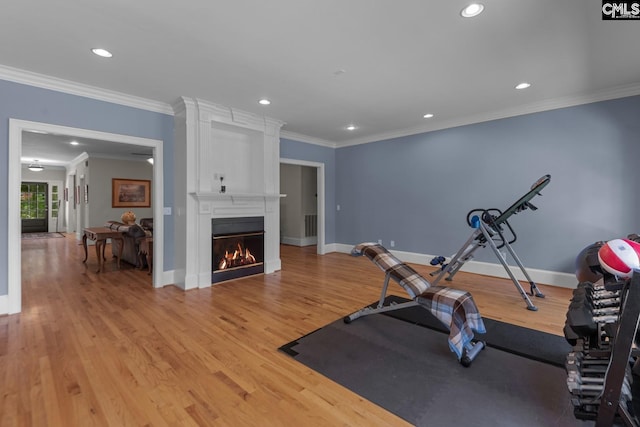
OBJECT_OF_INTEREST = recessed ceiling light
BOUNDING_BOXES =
[258,99,271,105]
[515,82,532,90]
[91,48,113,58]
[70,141,79,146]
[346,125,357,131]
[423,113,435,119]
[461,3,484,18]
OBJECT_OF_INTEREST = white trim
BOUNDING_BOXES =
[332,243,577,289]
[3,64,640,151]
[337,82,640,148]
[280,130,337,148]
[280,158,326,255]
[0,64,173,115]
[9,119,167,314]
[281,236,318,247]
[323,243,339,254]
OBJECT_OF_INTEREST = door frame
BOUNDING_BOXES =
[47,180,63,233]
[280,158,326,255]
[8,119,164,314]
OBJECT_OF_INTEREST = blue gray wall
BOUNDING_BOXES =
[0,79,175,296]
[335,95,640,274]
[280,138,337,245]
[3,76,639,297]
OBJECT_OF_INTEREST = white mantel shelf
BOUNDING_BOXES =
[190,192,285,201]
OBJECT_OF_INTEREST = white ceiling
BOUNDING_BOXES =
[5,0,640,165]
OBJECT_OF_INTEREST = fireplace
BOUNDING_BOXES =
[212,217,265,283]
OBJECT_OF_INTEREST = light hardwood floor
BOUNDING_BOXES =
[3,235,574,426]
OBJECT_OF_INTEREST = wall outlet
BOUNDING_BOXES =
[337,204,341,211]
[378,239,382,245]
[390,240,395,247]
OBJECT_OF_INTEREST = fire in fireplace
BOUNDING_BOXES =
[212,217,264,283]
[217,239,257,270]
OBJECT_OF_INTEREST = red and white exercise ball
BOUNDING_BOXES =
[598,238,640,278]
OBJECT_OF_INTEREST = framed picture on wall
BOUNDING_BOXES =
[112,178,151,208]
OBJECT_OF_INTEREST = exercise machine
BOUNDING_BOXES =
[430,174,550,311]
[564,239,640,426]
[347,242,486,367]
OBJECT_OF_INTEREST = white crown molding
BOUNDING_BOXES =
[0,64,174,115]
[338,82,640,148]
[4,63,639,150]
[68,151,90,170]
[280,130,337,148]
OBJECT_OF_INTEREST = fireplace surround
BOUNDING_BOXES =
[172,97,285,289]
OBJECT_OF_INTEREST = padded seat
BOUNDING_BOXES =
[348,242,486,365]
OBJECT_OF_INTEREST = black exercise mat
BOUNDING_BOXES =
[380,295,572,367]
[280,312,590,426]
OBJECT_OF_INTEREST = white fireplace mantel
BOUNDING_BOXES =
[190,192,284,202]
[173,97,285,289]
[190,192,285,219]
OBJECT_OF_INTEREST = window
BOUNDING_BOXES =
[20,183,47,220]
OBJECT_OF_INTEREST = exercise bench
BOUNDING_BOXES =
[346,242,486,366]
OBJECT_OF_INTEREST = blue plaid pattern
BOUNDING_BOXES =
[352,243,485,359]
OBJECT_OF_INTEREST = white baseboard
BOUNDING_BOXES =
[281,236,317,247]
[323,243,339,254]
[333,243,577,289]
[0,294,8,315]
[160,269,177,288]
[266,258,282,273]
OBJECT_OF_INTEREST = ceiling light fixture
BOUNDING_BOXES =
[461,3,484,18]
[28,160,44,172]
[70,140,79,146]
[423,113,435,119]
[91,48,113,58]
[258,98,271,105]
[515,82,532,90]
[346,125,357,131]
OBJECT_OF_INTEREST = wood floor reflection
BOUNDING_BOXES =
[2,235,573,426]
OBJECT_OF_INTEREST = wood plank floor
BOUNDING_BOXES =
[3,235,575,426]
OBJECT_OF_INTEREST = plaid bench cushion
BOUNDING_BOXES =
[352,242,485,358]
[417,286,486,358]
[351,243,431,298]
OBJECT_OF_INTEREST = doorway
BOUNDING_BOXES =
[279,158,326,255]
[20,182,48,233]
[20,180,63,234]
[8,119,165,314]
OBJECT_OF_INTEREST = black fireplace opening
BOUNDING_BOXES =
[212,217,265,283]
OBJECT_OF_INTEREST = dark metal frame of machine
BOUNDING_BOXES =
[430,174,551,311]
[565,270,640,426]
